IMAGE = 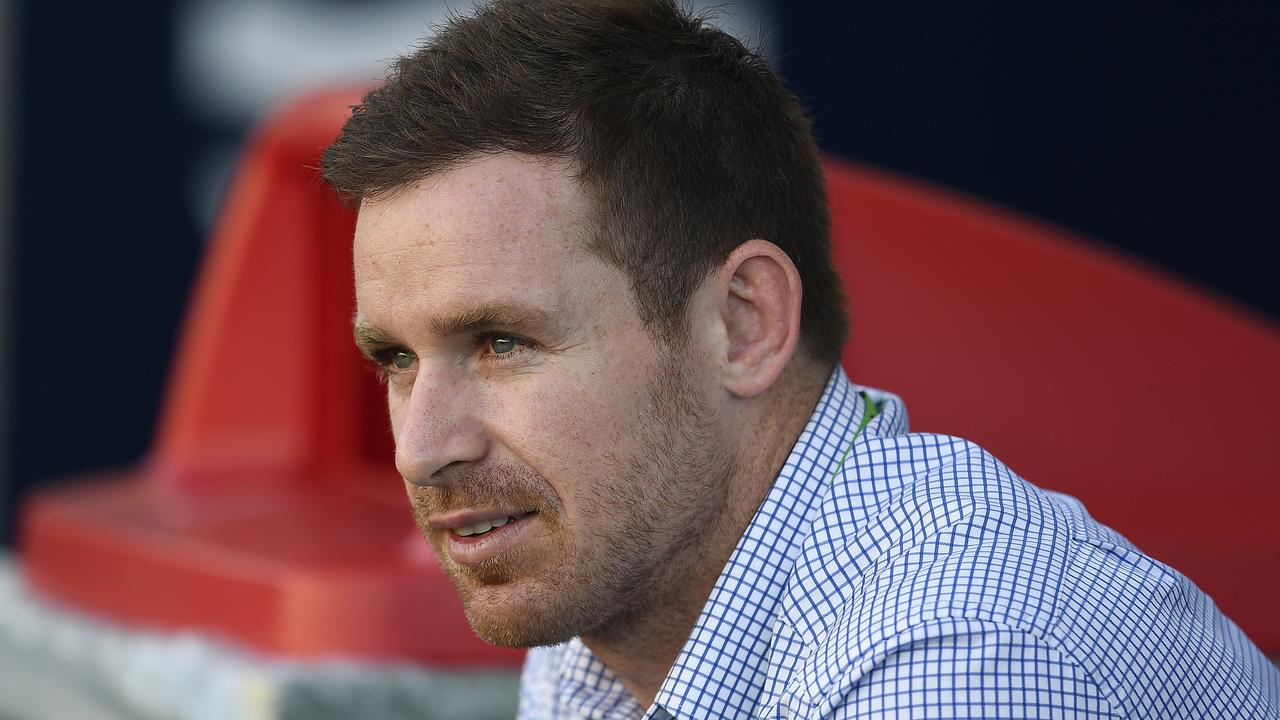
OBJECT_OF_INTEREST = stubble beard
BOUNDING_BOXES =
[408,347,734,648]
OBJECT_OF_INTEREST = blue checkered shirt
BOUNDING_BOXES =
[517,367,1280,718]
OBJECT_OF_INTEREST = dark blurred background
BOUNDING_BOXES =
[1,0,1277,544]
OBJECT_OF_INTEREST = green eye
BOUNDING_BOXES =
[391,351,415,369]
[488,335,519,355]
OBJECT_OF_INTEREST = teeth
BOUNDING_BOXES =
[455,516,515,537]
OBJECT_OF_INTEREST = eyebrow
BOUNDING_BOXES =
[353,303,559,350]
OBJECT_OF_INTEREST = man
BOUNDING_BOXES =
[322,1,1280,717]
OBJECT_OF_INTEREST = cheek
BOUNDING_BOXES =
[494,358,652,482]
[384,384,410,437]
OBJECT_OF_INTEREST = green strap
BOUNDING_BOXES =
[828,391,878,490]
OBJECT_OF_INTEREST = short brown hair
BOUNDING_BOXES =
[322,0,848,363]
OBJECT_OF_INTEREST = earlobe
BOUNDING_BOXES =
[718,240,804,398]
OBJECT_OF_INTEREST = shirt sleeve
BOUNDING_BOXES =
[828,619,1120,719]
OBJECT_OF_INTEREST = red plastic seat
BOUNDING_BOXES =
[19,89,1279,660]
[20,89,521,667]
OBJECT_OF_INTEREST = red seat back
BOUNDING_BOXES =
[829,159,1280,653]
[20,89,520,667]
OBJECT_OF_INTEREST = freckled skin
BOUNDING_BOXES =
[353,154,739,648]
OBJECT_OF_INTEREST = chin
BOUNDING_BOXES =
[460,584,580,648]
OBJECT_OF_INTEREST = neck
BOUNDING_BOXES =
[581,360,831,709]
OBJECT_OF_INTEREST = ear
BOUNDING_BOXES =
[715,239,804,398]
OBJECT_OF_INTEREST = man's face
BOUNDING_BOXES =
[353,153,735,646]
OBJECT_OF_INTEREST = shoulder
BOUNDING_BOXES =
[772,618,1120,718]
[769,435,1090,708]
[776,433,1280,718]
[786,433,1076,644]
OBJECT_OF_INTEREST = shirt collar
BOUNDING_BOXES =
[778,381,912,647]
[554,637,643,719]
[650,366,875,719]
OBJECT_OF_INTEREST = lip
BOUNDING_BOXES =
[427,508,534,532]
[433,510,538,566]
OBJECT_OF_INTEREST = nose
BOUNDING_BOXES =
[392,367,488,486]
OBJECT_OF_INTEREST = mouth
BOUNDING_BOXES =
[438,510,541,567]
[452,510,536,538]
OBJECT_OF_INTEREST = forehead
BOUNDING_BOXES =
[353,154,608,329]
